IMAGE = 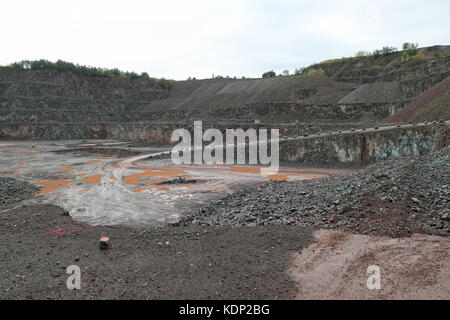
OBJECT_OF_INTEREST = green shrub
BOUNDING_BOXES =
[154,78,172,90]
[7,59,151,80]
[372,46,397,58]
[402,42,419,55]
[355,50,371,57]
[262,70,276,78]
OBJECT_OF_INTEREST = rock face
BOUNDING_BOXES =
[279,123,450,165]
[0,46,448,153]
[385,75,450,123]
[0,67,166,140]
[313,46,450,84]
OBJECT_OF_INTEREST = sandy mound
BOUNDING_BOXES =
[288,229,450,299]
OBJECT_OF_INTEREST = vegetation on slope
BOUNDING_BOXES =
[5,59,173,89]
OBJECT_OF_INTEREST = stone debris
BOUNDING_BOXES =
[176,146,450,237]
[0,177,39,209]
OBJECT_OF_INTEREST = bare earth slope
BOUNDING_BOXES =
[385,75,450,123]
[288,229,449,299]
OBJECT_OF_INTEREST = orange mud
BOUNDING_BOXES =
[268,174,288,181]
[124,169,187,185]
[36,185,64,195]
[80,174,102,185]
[34,180,72,195]
[56,166,78,171]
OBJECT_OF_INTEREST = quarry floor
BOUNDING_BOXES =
[0,140,448,299]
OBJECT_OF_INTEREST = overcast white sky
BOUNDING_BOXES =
[1,0,449,80]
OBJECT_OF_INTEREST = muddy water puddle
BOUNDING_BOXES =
[0,140,347,227]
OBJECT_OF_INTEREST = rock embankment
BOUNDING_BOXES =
[177,146,450,237]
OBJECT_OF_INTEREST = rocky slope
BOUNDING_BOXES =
[177,146,450,237]
[385,75,450,123]
[0,47,449,142]
[0,176,38,209]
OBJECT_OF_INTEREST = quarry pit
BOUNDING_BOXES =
[1,47,449,300]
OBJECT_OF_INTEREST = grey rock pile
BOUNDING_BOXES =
[177,146,450,237]
[0,177,38,209]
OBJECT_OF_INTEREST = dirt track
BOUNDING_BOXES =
[288,230,450,299]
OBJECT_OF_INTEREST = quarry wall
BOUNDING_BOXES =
[279,123,450,166]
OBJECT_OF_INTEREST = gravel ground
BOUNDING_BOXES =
[0,177,39,209]
[0,205,314,299]
[177,147,450,237]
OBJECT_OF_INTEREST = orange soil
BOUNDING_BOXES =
[36,185,63,195]
[34,180,72,195]
[56,166,78,171]
[80,174,102,185]
[268,174,288,181]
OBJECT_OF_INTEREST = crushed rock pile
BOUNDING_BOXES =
[0,176,38,209]
[176,147,450,237]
